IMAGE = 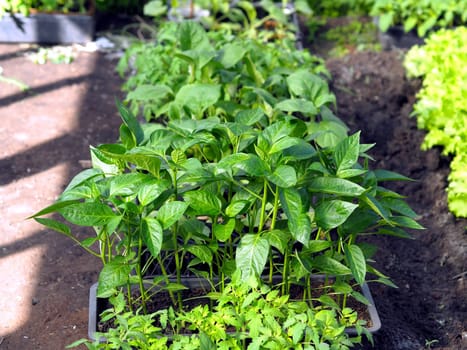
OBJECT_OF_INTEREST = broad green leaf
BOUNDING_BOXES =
[236,234,269,279]
[269,137,302,154]
[97,255,132,298]
[62,168,103,193]
[34,217,71,237]
[142,217,163,258]
[305,240,332,253]
[344,244,366,285]
[126,84,172,102]
[174,84,221,116]
[336,168,367,179]
[334,132,360,174]
[290,213,311,246]
[156,201,188,229]
[361,194,391,223]
[315,200,358,230]
[351,291,370,305]
[179,21,209,51]
[124,149,162,177]
[378,12,393,32]
[108,173,149,197]
[312,255,351,276]
[225,200,251,217]
[235,108,265,126]
[213,219,235,242]
[119,124,136,150]
[267,165,297,188]
[308,177,366,196]
[275,98,318,115]
[59,202,117,226]
[137,180,169,206]
[187,245,213,264]
[263,229,289,254]
[143,0,167,16]
[184,189,222,217]
[116,99,144,145]
[220,42,247,68]
[332,281,353,294]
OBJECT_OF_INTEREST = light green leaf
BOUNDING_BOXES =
[59,202,117,226]
[187,245,213,264]
[312,255,351,276]
[263,229,289,255]
[34,217,71,237]
[184,189,222,217]
[236,234,270,279]
[116,99,144,145]
[126,84,172,102]
[220,42,247,68]
[97,256,132,298]
[308,177,366,196]
[267,165,297,188]
[225,200,251,217]
[174,84,221,116]
[213,219,235,242]
[156,201,188,229]
[275,98,318,115]
[334,132,360,174]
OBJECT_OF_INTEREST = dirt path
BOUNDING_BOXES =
[0,44,123,349]
[0,36,465,350]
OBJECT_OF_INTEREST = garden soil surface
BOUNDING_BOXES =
[0,21,466,350]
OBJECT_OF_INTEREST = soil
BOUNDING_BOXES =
[0,17,466,350]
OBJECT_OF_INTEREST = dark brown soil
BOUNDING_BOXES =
[0,18,465,350]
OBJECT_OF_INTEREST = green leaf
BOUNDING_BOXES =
[308,177,366,196]
[220,42,247,68]
[388,216,425,230]
[305,240,332,253]
[334,132,360,174]
[378,12,393,32]
[174,83,221,116]
[138,180,168,206]
[97,256,132,298]
[263,229,289,254]
[344,244,366,285]
[275,98,318,115]
[213,219,235,242]
[58,202,117,226]
[267,165,297,188]
[235,108,265,126]
[184,189,222,217]
[225,200,251,217]
[269,137,302,155]
[116,99,144,145]
[142,217,163,258]
[126,84,172,102]
[312,255,351,276]
[187,245,213,264]
[377,226,413,239]
[373,169,413,182]
[156,201,188,229]
[28,200,79,219]
[236,234,270,279]
[34,217,71,237]
[315,200,358,230]
[62,168,103,193]
[380,197,418,218]
[179,21,209,51]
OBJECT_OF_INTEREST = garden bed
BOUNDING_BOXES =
[0,17,465,350]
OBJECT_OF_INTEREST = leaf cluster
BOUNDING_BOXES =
[0,0,88,17]
[404,27,467,217]
[69,275,369,350]
[371,0,467,37]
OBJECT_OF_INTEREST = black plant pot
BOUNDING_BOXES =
[88,276,381,341]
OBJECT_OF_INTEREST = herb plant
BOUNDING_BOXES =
[0,0,89,17]
[404,27,467,217]
[69,274,369,349]
[371,0,467,37]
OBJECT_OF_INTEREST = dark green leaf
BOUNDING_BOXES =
[267,165,297,188]
[184,189,222,217]
[263,229,289,254]
[116,99,144,145]
[97,255,132,298]
[312,255,351,276]
[315,200,358,230]
[334,132,360,174]
[344,244,366,285]
[308,177,366,196]
[213,219,235,242]
[34,217,71,237]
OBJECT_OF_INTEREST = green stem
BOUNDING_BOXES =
[258,179,268,232]
[136,235,147,314]
[157,256,178,307]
